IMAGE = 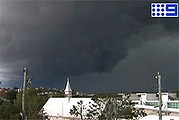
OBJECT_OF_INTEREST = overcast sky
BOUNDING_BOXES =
[0,0,178,93]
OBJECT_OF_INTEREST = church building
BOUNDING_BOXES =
[42,78,95,120]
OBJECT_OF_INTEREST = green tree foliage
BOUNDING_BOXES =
[70,100,87,120]
[0,88,48,119]
[70,94,147,120]
[25,88,48,119]
[0,99,4,105]
[0,89,20,119]
[4,89,17,103]
[91,94,147,120]
[0,100,20,119]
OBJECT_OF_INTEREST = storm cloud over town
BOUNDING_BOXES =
[0,1,178,92]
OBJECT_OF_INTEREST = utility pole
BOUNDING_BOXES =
[22,67,28,120]
[156,72,162,120]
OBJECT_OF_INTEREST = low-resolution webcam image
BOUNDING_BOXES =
[0,0,178,120]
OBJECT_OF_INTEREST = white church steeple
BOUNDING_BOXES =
[64,78,72,98]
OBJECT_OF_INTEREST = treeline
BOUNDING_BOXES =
[0,88,48,119]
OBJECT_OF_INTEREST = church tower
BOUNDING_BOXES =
[64,78,72,98]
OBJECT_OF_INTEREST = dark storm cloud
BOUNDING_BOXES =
[0,1,178,88]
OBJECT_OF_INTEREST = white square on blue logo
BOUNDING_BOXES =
[151,3,178,17]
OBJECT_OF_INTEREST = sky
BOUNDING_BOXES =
[0,0,178,93]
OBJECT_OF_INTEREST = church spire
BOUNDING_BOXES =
[64,78,72,98]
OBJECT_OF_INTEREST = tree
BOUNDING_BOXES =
[90,94,147,120]
[0,88,48,119]
[4,89,17,103]
[0,101,20,119]
[25,88,48,119]
[70,94,147,120]
[70,100,87,120]
[0,89,20,119]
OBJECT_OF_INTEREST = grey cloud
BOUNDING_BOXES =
[0,1,178,90]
